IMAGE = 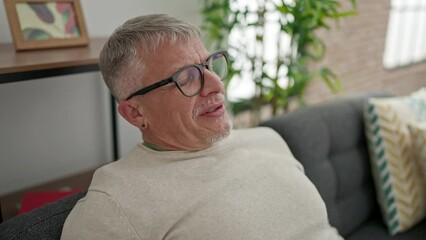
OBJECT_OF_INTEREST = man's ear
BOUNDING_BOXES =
[118,100,145,129]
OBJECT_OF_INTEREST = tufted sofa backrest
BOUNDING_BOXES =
[260,92,391,237]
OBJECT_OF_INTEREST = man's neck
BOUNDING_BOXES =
[142,142,170,151]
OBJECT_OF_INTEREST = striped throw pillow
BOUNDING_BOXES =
[364,88,426,235]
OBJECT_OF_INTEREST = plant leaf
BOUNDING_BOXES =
[22,28,51,40]
[28,3,55,24]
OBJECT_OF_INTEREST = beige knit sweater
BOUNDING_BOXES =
[61,127,342,240]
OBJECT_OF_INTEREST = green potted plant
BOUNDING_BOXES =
[202,0,357,126]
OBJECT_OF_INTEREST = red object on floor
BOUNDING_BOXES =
[18,190,80,215]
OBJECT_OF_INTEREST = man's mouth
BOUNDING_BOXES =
[200,104,225,117]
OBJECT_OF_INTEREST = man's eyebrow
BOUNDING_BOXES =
[165,63,186,77]
[167,51,210,76]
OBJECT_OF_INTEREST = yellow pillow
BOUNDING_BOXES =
[408,123,426,185]
[364,88,426,235]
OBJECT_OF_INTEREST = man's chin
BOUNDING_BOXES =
[202,117,233,145]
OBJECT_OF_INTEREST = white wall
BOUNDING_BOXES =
[0,0,202,195]
[0,73,112,195]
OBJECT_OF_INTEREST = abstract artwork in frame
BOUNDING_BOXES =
[4,0,89,51]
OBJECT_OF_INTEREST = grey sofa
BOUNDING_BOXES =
[1,92,425,239]
[261,91,426,239]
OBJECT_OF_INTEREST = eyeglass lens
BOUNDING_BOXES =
[176,67,201,96]
[176,52,228,96]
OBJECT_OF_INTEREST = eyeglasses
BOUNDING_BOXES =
[125,51,229,100]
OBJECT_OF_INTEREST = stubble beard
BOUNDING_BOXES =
[194,94,233,145]
[201,112,233,145]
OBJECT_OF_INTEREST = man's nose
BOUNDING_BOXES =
[199,68,225,97]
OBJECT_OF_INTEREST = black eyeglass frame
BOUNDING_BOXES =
[125,51,229,100]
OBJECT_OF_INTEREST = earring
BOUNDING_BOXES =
[141,122,147,129]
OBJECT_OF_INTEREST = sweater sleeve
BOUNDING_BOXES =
[60,190,141,240]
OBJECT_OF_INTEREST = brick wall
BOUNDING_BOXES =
[304,0,426,104]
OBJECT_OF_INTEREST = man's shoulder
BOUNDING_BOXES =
[230,127,300,168]
[88,146,146,192]
[230,127,289,151]
[232,127,284,143]
[88,162,124,193]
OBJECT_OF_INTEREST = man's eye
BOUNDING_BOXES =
[178,67,198,86]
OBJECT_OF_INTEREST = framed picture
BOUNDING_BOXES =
[4,0,89,51]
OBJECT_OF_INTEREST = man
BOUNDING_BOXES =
[61,14,342,240]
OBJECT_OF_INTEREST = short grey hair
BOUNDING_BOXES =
[99,14,201,102]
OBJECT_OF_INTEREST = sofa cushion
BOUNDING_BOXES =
[364,88,426,235]
[260,91,391,237]
[408,123,426,184]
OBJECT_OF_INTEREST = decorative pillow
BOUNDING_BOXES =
[364,88,426,235]
[408,123,426,185]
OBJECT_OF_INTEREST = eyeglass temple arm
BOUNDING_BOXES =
[126,78,173,100]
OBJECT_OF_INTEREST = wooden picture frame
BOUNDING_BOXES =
[4,0,89,51]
